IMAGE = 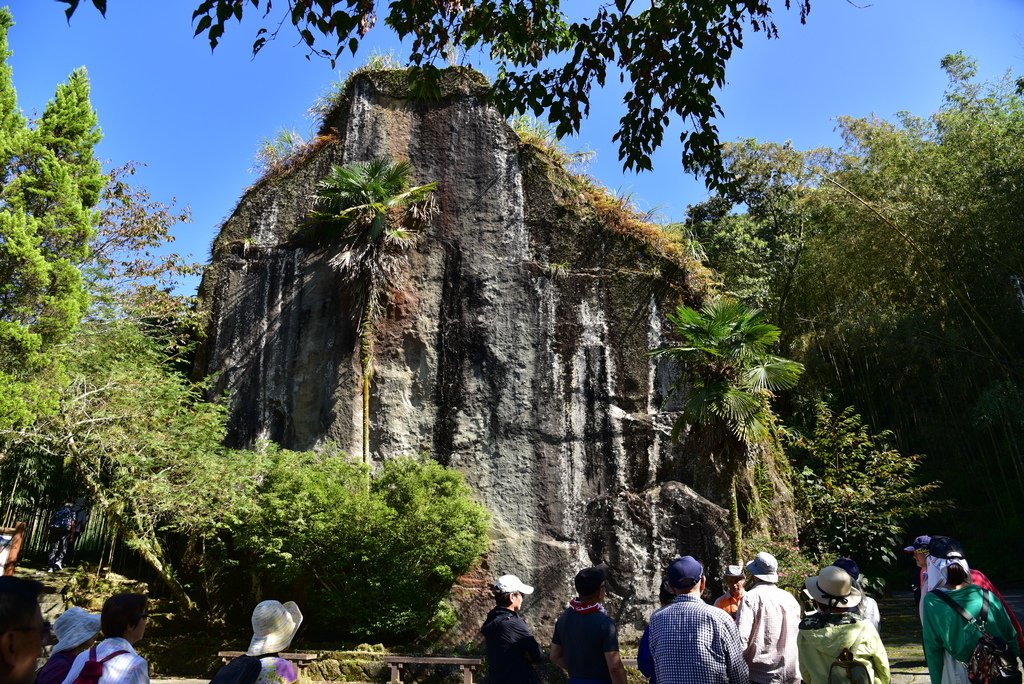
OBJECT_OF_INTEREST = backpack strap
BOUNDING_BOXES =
[98,650,129,664]
[931,589,991,635]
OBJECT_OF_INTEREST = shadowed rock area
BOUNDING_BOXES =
[194,68,796,640]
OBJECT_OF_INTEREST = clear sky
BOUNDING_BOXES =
[7,1,1024,296]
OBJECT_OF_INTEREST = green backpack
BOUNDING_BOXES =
[828,647,873,684]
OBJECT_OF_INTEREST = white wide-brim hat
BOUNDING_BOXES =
[52,607,101,654]
[247,600,303,656]
[805,566,863,608]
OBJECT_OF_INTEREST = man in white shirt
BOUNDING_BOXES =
[736,552,802,684]
[60,593,149,684]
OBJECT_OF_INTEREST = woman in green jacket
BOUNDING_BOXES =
[921,556,1020,684]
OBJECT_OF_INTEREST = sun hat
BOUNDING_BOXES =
[723,564,744,578]
[805,566,863,608]
[746,552,780,583]
[495,574,534,595]
[667,556,704,589]
[928,535,965,560]
[902,535,932,553]
[574,564,609,596]
[52,607,101,654]
[246,600,303,656]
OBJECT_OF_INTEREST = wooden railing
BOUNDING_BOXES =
[383,656,483,684]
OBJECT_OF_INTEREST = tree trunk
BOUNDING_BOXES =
[729,470,742,563]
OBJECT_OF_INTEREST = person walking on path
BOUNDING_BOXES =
[35,607,100,684]
[736,551,802,684]
[832,558,881,632]
[922,555,1020,684]
[641,555,748,684]
[0,577,47,684]
[60,593,149,684]
[549,564,627,684]
[797,565,890,684]
[713,565,746,619]
[481,574,542,684]
[45,503,76,573]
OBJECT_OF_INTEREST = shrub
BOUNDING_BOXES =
[240,450,489,640]
[789,402,947,571]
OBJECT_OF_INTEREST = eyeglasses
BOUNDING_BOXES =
[13,621,51,642]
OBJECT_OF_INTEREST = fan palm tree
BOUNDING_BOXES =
[651,298,803,562]
[314,156,437,464]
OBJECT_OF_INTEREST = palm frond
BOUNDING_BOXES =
[743,357,805,391]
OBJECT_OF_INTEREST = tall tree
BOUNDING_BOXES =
[653,299,803,562]
[313,156,436,463]
[58,0,811,187]
[0,8,102,428]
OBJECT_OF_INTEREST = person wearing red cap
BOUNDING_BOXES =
[549,564,627,684]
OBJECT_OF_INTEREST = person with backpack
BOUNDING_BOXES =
[796,565,890,684]
[45,503,76,573]
[59,593,148,684]
[35,607,101,684]
[481,574,542,683]
[922,556,1020,684]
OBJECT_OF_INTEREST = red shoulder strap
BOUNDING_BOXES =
[98,650,129,664]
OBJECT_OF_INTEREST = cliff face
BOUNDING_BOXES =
[195,69,795,639]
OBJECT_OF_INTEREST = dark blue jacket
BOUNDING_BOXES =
[481,606,542,684]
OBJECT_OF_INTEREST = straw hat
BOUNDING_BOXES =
[246,601,303,656]
[804,566,863,608]
[52,607,101,654]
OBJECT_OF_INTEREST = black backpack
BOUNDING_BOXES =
[209,655,263,684]
[50,507,74,530]
[932,589,1022,684]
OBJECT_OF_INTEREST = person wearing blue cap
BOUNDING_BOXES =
[832,558,880,632]
[642,556,749,684]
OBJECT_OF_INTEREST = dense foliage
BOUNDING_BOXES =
[58,0,811,187]
[790,402,945,569]
[241,451,489,639]
[690,54,1024,575]
[0,8,102,428]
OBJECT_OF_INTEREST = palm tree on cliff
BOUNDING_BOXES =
[314,156,437,464]
[651,298,803,563]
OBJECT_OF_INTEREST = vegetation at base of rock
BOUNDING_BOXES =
[239,450,489,639]
[653,299,804,563]
[790,402,947,570]
[312,156,438,464]
[60,0,812,187]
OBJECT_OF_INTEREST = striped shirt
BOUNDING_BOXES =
[60,638,149,684]
[735,583,802,684]
[647,594,749,684]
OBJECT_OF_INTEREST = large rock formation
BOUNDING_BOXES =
[195,68,795,639]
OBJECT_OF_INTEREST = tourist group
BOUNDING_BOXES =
[0,534,1019,684]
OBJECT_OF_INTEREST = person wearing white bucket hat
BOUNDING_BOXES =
[796,566,890,684]
[246,601,303,684]
[736,552,802,684]
[36,607,100,684]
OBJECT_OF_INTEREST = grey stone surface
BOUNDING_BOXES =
[195,69,795,640]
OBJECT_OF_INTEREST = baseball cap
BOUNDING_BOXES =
[494,574,534,595]
[667,556,704,589]
[902,535,932,553]
[574,564,609,596]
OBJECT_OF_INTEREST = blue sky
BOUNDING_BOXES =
[8,1,1024,295]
